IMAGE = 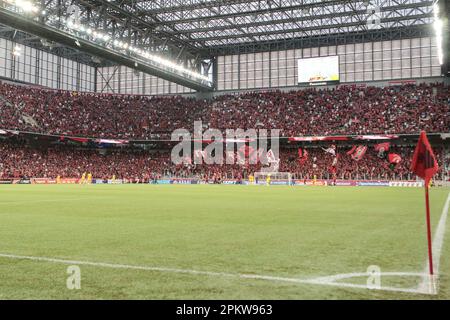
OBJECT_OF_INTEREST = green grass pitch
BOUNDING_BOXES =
[0,184,449,299]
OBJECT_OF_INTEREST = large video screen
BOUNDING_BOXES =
[298,56,340,85]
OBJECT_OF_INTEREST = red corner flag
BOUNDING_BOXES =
[411,131,439,184]
[411,131,439,277]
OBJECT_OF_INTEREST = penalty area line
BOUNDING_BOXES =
[0,253,427,295]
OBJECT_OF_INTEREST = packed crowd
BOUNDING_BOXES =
[1,141,447,181]
[1,82,449,139]
[0,142,170,180]
[0,82,207,139]
[278,147,424,180]
[210,83,450,137]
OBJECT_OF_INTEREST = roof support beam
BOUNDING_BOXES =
[0,8,213,91]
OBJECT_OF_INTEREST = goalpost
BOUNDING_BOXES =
[253,172,292,186]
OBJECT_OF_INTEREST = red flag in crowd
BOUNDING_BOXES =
[347,145,367,161]
[388,153,402,164]
[374,142,391,153]
[298,148,308,164]
[237,144,257,164]
[374,142,391,158]
[238,144,255,158]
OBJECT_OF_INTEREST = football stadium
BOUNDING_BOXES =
[0,0,449,303]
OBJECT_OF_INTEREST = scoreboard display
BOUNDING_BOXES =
[298,56,340,86]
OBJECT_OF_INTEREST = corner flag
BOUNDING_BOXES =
[411,131,439,277]
[411,131,439,185]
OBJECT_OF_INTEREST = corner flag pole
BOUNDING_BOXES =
[411,131,439,277]
[424,182,434,275]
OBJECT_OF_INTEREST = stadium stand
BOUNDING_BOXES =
[0,140,447,181]
[1,82,449,139]
[0,80,449,182]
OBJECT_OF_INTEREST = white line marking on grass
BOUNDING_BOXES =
[311,272,424,283]
[417,192,450,294]
[0,253,429,295]
[307,272,427,294]
[0,197,110,205]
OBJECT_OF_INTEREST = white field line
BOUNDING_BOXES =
[311,272,424,283]
[417,192,450,294]
[0,252,429,295]
[0,197,110,205]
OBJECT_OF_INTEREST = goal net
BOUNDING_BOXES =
[253,172,292,186]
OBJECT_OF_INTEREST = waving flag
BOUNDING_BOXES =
[298,148,308,165]
[322,145,336,157]
[194,149,206,162]
[375,142,391,158]
[266,149,278,163]
[347,145,367,161]
[238,144,254,157]
[332,155,338,167]
[388,153,402,164]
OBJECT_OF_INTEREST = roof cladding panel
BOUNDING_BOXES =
[131,0,434,52]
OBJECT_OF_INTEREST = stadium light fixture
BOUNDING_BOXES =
[433,2,444,65]
[433,2,440,16]
[61,20,210,82]
[4,0,212,84]
[12,45,21,56]
[5,0,39,13]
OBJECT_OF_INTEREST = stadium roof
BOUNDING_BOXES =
[1,0,436,57]
[132,0,435,51]
[0,0,438,88]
